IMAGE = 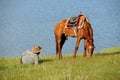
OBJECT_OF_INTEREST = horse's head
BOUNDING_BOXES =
[88,39,95,56]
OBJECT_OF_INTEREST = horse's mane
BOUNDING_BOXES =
[85,16,89,22]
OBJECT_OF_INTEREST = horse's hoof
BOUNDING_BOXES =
[88,55,92,57]
[58,57,62,60]
[72,54,76,58]
[83,54,86,57]
[58,55,62,60]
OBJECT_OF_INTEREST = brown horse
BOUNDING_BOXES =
[54,14,95,59]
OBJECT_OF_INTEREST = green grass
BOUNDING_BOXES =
[100,46,120,54]
[0,47,120,80]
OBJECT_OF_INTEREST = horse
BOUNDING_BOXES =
[54,14,95,59]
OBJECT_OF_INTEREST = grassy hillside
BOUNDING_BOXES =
[0,47,120,80]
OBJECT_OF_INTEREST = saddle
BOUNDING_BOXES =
[67,16,78,27]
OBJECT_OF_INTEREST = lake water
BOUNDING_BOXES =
[0,0,120,57]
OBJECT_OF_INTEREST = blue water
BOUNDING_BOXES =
[0,0,120,57]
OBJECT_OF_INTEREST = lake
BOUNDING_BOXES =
[0,0,120,57]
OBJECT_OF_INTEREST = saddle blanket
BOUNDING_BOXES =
[67,16,78,28]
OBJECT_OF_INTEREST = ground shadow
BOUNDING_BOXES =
[39,59,53,64]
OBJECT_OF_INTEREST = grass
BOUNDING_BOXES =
[0,47,120,80]
[100,46,120,54]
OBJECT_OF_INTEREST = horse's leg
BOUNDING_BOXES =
[55,36,58,55]
[61,34,66,51]
[56,34,66,59]
[56,38,62,59]
[83,39,87,57]
[73,37,82,58]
